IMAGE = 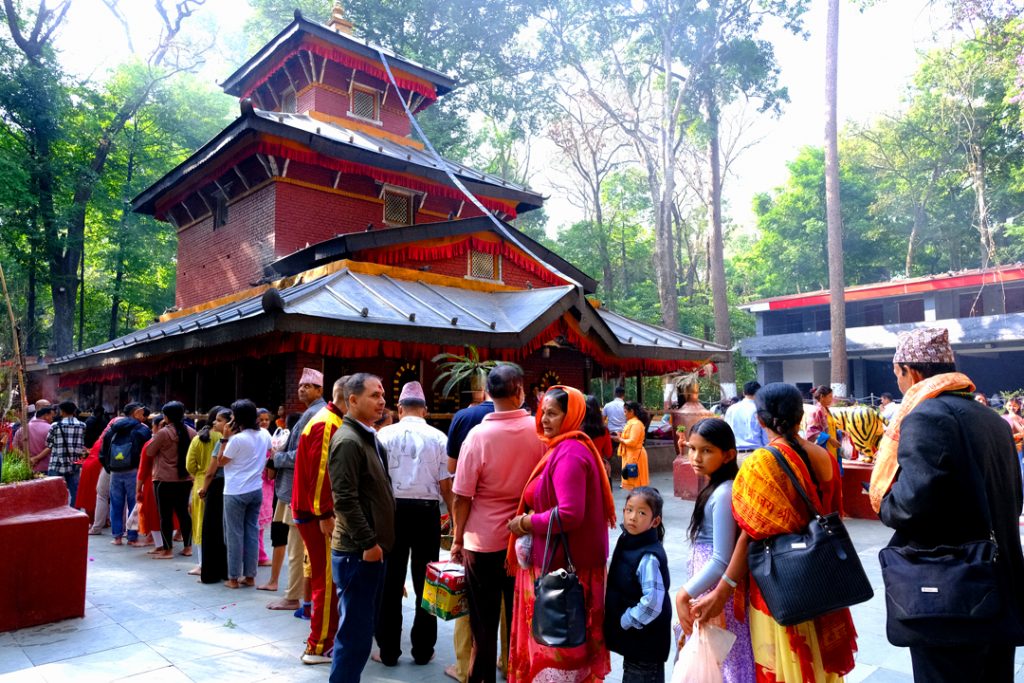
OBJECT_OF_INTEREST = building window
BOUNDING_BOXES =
[898,299,925,323]
[1005,288,1024,314]
[468,250,501,281]
[382,189,413,225]
[862,303,884,326]
[280,88,296,113]
[813,308,830,332]
[213,192,229,229]
[959,292,982,318]
[350,86,380,122]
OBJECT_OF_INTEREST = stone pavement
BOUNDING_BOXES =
[1,472,1022,682]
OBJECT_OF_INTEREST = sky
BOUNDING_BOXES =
[52,0,952,236]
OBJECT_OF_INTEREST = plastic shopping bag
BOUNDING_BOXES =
[670,620,737,683]
[126,503,141,532]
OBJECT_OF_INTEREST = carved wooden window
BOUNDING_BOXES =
[350,86,379,121]
[213,192,229,229]
[383,189,413,225]
[468,250,501,281]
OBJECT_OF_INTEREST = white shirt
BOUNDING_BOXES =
[223,428,271,496]
[377,416,451,501]
[880,402,899,422]
[603,398,626,433]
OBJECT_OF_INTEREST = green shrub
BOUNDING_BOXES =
[1,452,35,484]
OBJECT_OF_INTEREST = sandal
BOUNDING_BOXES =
[224,579,240,589]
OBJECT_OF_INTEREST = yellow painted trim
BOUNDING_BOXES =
[175,178,275,234]
[160,255,520,322]
[307,109,424,150]
[274,176,383,204]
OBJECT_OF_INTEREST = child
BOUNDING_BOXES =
[604,486,671,683]
[675,418,754,682]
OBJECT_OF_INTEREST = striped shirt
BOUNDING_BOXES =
[620,553,666,629]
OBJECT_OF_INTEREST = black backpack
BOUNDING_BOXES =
[108,428,137,472]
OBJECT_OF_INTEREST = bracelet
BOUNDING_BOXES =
[720,574,738,589]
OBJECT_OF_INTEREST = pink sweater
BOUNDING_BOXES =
[527,438,610,571]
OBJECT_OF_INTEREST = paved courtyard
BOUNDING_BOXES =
[1,472,1022,682]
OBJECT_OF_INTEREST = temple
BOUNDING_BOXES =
[46,7,728,414]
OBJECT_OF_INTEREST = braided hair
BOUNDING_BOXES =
[755,383,819,488]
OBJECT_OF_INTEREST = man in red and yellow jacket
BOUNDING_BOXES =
[291,376,348,665]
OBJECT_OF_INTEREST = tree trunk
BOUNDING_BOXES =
[706,91,735,398]
[25,247,37,355]
[825,0,847,398]
[651,39,679,331]
[968,143,995,268]
[109,126,138,341]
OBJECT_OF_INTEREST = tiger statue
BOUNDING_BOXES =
[831,405,886,464]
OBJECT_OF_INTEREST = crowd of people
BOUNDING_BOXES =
[2,325,1023,683]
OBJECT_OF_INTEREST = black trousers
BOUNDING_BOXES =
[374,499,441,664]
[909,643,1014,682]
[622,659,664,683]
[463,548,514,683]
[200,477,228,584]
[154,480,192,549]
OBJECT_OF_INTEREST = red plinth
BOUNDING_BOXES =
[841,460,877,520]
[0,477,89,632]
[673,454,708,500]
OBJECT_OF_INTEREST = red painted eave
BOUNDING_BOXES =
[743,265,1024,312]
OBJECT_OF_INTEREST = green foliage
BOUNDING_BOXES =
[1,452,34,484]
[431,347,520,398]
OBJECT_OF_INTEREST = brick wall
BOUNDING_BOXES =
[176,184,277,309]
[401,253,546,289]
[283,351,325,415]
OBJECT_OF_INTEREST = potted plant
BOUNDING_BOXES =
[432,346,518,407]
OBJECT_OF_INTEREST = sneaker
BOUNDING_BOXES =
[293,602,311,620]
[301,650,332,665]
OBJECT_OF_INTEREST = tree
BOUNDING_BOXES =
[824,0,846,396]
[0,0,209,356]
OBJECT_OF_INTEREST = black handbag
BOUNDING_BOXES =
[532,508,587,648]
[622,463,639,479]
[877,434,1005,647]
[747,446,874,626]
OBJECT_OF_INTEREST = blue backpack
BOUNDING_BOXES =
[108,429,136,472]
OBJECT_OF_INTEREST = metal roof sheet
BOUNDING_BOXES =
[596,308,729,354]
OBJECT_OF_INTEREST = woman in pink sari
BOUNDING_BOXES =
[506,386,617,682]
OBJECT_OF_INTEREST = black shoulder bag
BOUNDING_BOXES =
[747,446,874,626]
[532,508,587,648]
[877,403,1004,646]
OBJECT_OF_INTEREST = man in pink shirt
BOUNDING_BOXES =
[16,401,54,473]
[451,365,543,683]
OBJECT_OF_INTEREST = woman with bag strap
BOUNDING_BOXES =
[731,383,858,682]
[506,386,618,682]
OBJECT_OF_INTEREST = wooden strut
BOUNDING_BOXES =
[0,261,29,433]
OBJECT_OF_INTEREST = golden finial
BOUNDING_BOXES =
[328,0,354,35]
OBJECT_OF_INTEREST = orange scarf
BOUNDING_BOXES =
[868,372,974,513]
[504,386,617,573]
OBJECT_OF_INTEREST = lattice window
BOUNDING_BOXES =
[280,88,296,113]
[468,250,500,281]
[383,189,412,225]
[350,86,379,121]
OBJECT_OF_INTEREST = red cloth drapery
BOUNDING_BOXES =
[240,38,439,103]
[359,235,562,287]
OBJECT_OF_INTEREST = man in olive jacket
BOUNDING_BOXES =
[327,373,395,683]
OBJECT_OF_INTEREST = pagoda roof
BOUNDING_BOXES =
[267,216,599,294]
[48,262,728,377]
[221,10,456,98]
[131,103,544,217]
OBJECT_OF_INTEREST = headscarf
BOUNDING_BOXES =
[505,385,617,573]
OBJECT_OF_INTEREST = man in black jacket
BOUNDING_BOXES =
[875,327,1024,682]
[327,373,395,683]
[100,402,151,545]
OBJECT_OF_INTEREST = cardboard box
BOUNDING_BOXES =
[421,561,468,620]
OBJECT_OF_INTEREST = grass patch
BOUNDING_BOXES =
[1,452,35,484]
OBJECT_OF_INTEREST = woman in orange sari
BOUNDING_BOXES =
[506,386,618,682]
[732,382,857,682]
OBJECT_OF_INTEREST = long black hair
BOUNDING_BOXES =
[755,382,819,488]
[230,399,259,431]
[581,394,607,440]
[161,401,190,478]
[198,405,227,443]
[624,400,651,433]
[626,486,665,541]
[686,418,739,544]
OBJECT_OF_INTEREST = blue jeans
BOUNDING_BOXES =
[109,470,138,541]
[329,552,386,683]
[223,489,261,579]
[59,471,79,508]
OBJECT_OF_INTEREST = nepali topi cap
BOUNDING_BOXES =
[893,327,955,365]
[399,381,426,404]
[299,367,324,387]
